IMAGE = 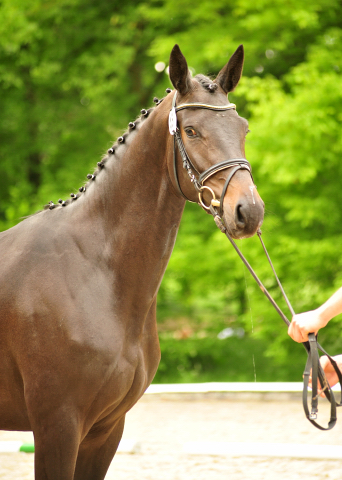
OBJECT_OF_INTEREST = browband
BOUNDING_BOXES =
[175,103,236,112]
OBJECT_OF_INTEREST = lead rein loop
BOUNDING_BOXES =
[211,210,342,429]
[256,228,342,408]
[261,238,342,423]
[303,334,337,430]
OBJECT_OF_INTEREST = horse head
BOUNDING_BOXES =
[167,44,264,239]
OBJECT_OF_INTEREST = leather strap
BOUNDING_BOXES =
[176,102,236,112]
[218,165,251,218]
[302,334,337,430]
[198,159,251,184]
[173,134,190,201]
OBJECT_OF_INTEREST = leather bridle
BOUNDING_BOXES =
[169,91,253,217]
[169,90,342,430]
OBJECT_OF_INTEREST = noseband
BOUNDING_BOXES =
[169,91,253,217]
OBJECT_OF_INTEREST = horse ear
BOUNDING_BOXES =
[215,44,244,94]
[169,44,193,95]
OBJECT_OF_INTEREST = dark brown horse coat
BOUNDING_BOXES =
[0,45,264,479]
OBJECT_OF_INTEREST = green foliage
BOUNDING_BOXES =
[155,334,305,383]
[1,0,341,381]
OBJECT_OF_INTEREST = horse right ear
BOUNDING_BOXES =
[169,44,192,95]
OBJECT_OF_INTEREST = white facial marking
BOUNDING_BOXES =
[249,185,256,205]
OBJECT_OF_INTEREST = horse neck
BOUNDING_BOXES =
[100,104,184,236]
[71,102,185,313]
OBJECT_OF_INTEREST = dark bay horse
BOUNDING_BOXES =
[0,44,264,479]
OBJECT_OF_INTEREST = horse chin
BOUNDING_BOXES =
[223,216,263,240]
[228,228,257,240]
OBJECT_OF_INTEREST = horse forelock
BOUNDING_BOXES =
[194,74,218,93]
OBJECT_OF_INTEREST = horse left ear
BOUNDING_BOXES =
[169,44,193,95]
[214,44,244,94]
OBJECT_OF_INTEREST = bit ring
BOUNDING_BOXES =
[198,186,217,210]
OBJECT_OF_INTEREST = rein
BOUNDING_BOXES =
[169,92,342,430]
[221,224,342,430]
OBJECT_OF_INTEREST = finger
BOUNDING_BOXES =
[288,324,302,343]
[301,331,309,342]
[289,326,308,343]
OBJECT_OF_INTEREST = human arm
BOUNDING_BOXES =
[288,287,342,343]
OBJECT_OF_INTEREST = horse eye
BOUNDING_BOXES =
[185,127,197,137]
[246,129,251,135]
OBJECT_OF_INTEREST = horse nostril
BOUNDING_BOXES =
[236,204,246,226]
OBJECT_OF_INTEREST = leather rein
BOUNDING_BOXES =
[169,91,342,430]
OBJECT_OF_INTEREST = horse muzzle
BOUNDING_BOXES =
[222,188,265,239]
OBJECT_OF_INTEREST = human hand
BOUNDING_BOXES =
[308,354,342,395]
[288,310,327,343]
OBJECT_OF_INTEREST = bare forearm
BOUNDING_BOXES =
[316,287,342,325]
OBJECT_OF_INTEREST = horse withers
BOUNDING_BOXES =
[0,44,264,479]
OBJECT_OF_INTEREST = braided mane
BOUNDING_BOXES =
[43,78,215,212]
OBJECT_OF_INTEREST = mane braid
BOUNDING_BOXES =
[42,94,169,212]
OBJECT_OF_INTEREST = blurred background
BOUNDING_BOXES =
[0,0,341,383]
